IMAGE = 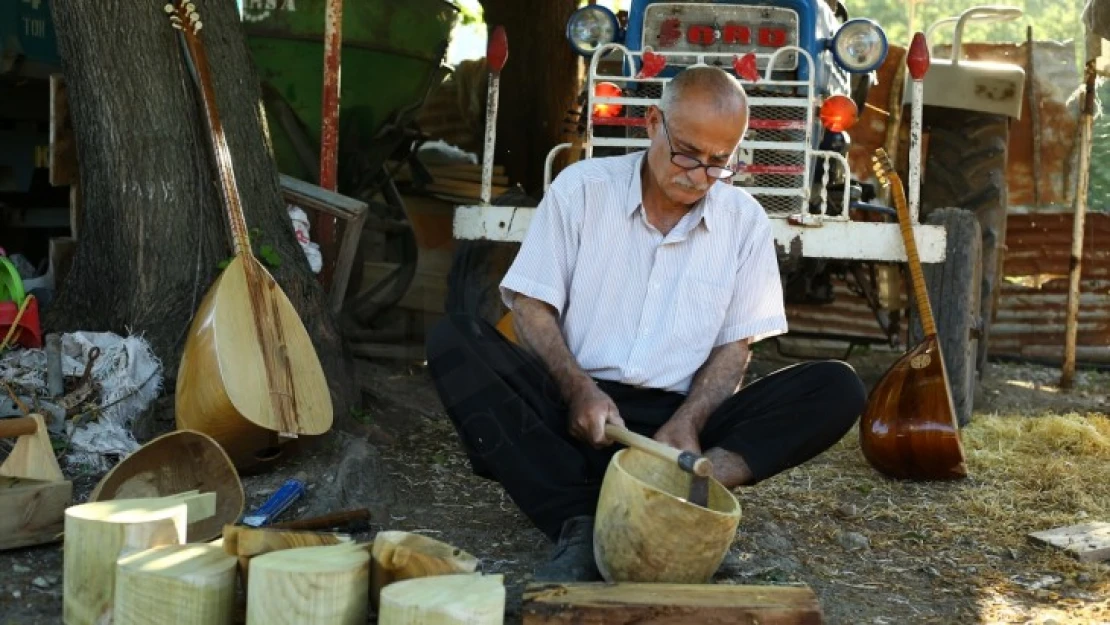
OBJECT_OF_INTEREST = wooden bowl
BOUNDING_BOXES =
[593,448,741,583]
[89,429,243,542]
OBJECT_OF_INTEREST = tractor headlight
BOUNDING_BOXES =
[566,5,619,57]
[831,19,888,73]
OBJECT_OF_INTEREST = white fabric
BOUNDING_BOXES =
[500,151,787,394]
[0,331,163,471]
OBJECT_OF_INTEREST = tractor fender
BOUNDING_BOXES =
[901,58,1026,119]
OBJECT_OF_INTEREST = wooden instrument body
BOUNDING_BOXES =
[859,149,967,480]
[167,2,333,471]
[860,336,966,479]
[594,448,740,584]
[89,430,244,542]
[176,256,332,470]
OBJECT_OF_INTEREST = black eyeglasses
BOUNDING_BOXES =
[659,112,737,180]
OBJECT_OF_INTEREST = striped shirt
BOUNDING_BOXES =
[500,151,788,394]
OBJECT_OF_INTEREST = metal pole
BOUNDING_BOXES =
[317,0,343,286]
[481,26,508,205]
[906,32,929,225]
[1060,31,1099,389]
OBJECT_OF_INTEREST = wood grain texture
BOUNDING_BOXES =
[594,449,741,584]
[222,524,353,586]
[245,543,369,625]
[521,582,823,624]
[89,430,243,542]
[114,544,237,625]
[859,151,966,481]
[370,531,480,612]
[63,493,215,625]
[176,255,333,470]
[0,476,71,551]
[378,574,505,625]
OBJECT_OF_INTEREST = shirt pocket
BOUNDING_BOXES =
[672,278,733,345]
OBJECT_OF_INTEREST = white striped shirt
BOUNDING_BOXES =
[500,151,788,394]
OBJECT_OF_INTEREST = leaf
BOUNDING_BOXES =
[259,245,281,268]
[217,258,231,270]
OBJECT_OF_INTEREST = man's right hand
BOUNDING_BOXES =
[568,384,625,448]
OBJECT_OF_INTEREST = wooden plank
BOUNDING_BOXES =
[0,476,71,550]
[279,173,367,220]
[521,582,823,625]
[278,173,368,314]
[49,73,78,187]
[1028,522,1110,562]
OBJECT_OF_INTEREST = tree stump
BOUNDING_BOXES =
[114,544,237,625]
[377,574,505,625]
[63,492,216,625]
[245,543,370,625]
[369,530,480,611]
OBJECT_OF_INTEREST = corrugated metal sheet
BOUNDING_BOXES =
[991,211,1110,363]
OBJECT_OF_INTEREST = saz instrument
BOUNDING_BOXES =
[167,1,332,471]
[859,149,967,480]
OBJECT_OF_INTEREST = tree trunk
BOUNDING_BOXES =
[47,0,357,421]
[478,0,581,195]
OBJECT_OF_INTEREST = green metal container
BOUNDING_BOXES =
[241,0,460,183]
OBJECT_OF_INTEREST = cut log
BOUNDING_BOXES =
[221,524,354,585]
[63,492,216,625]
[370,530,480,611]
[114,543,238,625]
[378,574,505,625]
[521,582,824,625]
[89,429,244,542]
[246,543,370,625]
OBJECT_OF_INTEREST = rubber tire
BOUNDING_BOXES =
[908,208,982,427]
[919,111,1009,378]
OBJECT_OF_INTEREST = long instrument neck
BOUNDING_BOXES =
[891,173,937,336]
[180,29,252,257]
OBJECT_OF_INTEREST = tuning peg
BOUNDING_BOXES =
[164,3,175,13]
[194,21,203,31]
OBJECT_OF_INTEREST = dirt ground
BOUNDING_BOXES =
[3,340,1110,624]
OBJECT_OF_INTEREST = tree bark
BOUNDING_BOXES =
[46,0,357,422]
[478,0,582,195]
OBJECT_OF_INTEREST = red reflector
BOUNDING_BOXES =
[819,95,858,133]
[593,82,624,118]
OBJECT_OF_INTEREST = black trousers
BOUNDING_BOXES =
[426,313,867,541]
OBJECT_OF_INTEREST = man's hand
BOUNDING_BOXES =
[568,384,625,448]
[653,416,702,455]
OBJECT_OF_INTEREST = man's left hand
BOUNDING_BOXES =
[653,416,702,455]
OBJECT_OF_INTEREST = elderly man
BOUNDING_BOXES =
[426,65,866,581]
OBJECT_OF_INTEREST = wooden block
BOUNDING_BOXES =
[521,582,824,625]
[378,574,505,625]
[0,476,71,550]
[1028,522,1110,562]
[49,73,78,187]
[115,544,237,625]
[369,531,479,612]
[246,543,370,625]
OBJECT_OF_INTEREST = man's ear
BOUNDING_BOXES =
[645,105,662,140]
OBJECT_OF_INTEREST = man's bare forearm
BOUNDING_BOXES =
[672,340,751,431]
[512,295,595,401]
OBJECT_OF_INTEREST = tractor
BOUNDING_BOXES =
[449,1,1027,426]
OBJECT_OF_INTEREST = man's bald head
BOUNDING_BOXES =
[658,65,748,119]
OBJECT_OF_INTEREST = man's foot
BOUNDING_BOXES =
[532,515,602,582]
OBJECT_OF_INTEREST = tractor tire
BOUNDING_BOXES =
[445,239,518,325]
[919,110,1010,377]
[908,208,982,427]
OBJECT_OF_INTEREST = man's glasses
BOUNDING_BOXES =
[659,111,737,180]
